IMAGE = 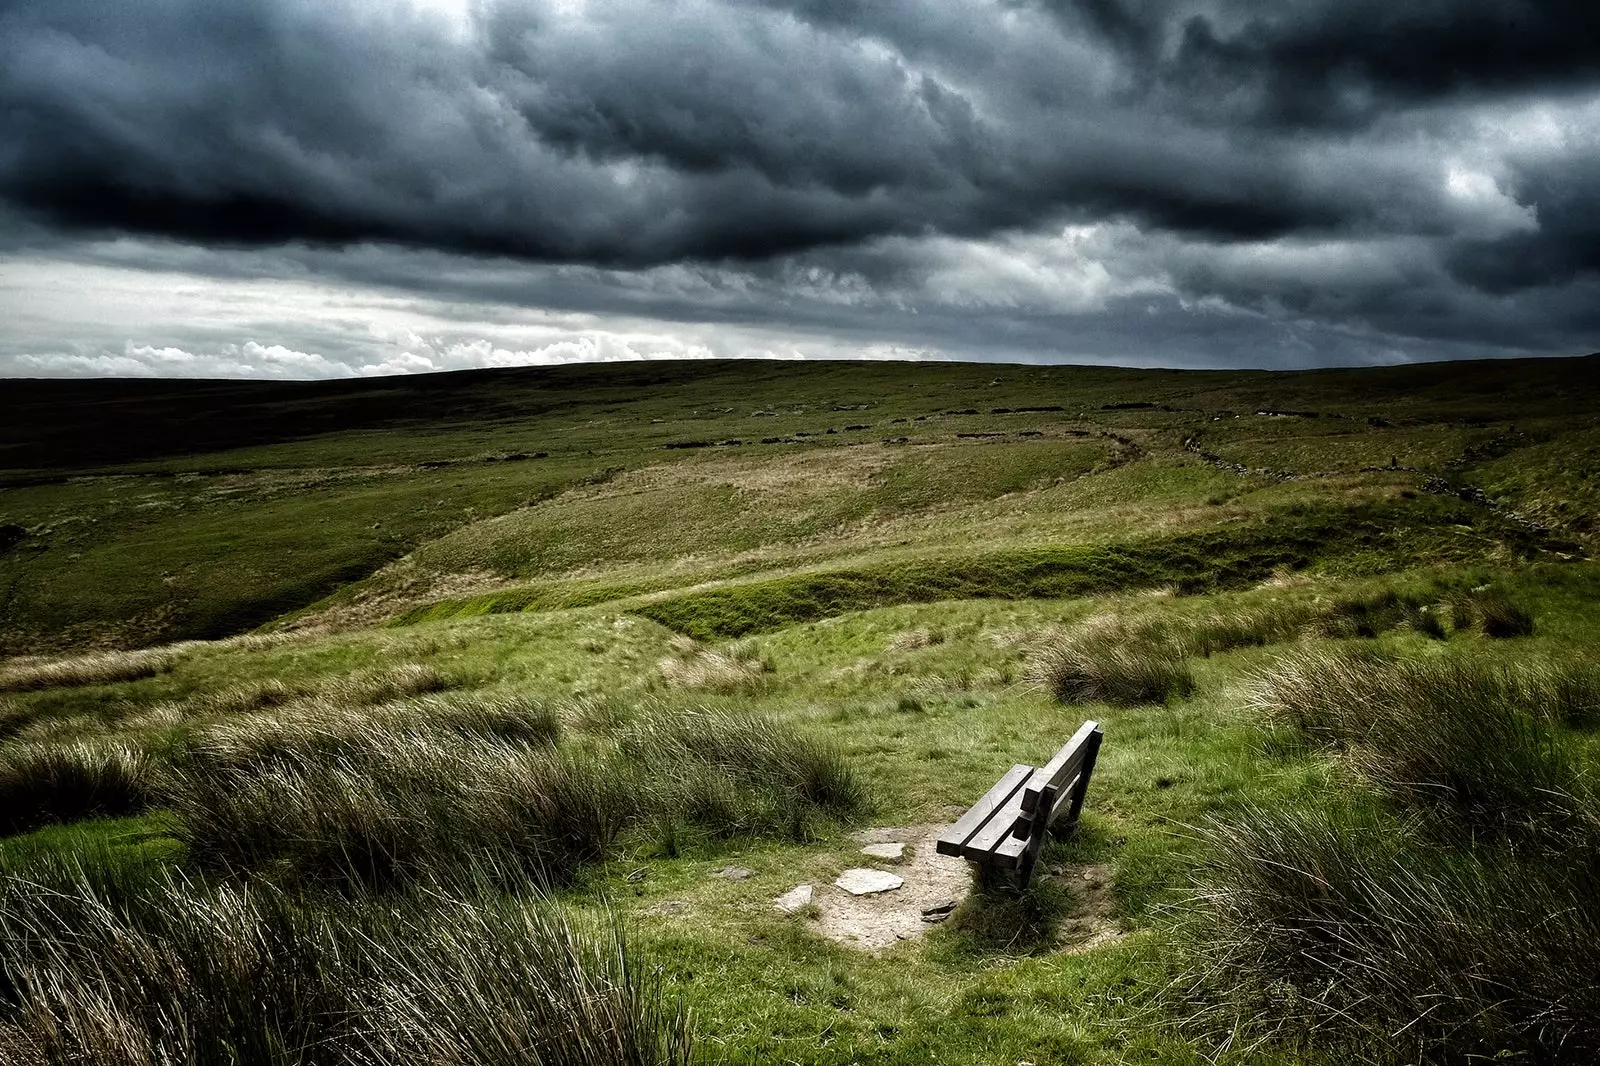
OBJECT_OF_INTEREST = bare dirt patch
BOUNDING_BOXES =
[794,824,1125,954]
[810,823,972,951]
[1037,861,1122,954]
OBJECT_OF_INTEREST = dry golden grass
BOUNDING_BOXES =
[657,639,772,693]
[0,647,184,693]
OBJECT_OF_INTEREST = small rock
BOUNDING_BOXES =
[860,842,906,861]
[921,900,957,917]
[774,884,814,913]
[835,868,904,896]
[710,866,753,881]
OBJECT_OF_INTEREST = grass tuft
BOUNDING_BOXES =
[1451,587,1537,638]
[1031,621,1195,706]
[0,742,157,837]
[658,638,772,693]
[0,859,693,1065]
[622,707,869,839]
[1246,649,1600,841]
[0,647,183,693]
[1184,804,1600,1063]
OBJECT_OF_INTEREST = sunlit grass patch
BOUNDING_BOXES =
[0,646,184,693]
[657,636,772,693]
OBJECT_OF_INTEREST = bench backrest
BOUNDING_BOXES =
[1013,721,1102,868]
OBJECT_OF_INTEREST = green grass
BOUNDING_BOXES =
[630,498,1536,639]
[3,356,1599,1064]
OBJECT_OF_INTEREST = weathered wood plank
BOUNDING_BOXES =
[1022,720,1099,813]
[935,764,1033,857]
[962,785,1030,859]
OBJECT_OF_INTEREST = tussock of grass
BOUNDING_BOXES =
[1185,805,1600,1063]
[657,637,772,693]
[1031,621,1196,706]
[1246,649,1600,839]
[184,689,559,773]
[624,701,876,825]
[170,739,625,888]
[167,700,862,886]
[1451,586,1537,638]
[887,627,945,652]
[0,861,693,1065]
[0,743,157,837]
[0,647,183,693]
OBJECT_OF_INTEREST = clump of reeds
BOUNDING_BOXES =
[1245,648,1600,840]
[621,707,869,840]
[0,859,694,1065]
[1031,620,1195,706]
[168,739,628,888]
[1185,647,1600,1062]
[0,742,157,837]
[1184,804,1600,1063]
[658,637,772,693]
[0,646,184,693]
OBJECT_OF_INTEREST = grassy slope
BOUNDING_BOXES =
[4,356,1596,654]
[2,354,1599,1063]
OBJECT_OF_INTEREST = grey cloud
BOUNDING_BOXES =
[1,0,1598,374]
[5,0,1592,261]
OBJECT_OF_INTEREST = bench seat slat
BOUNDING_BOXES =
[935,764,1033,857]
[962,785,1030,859]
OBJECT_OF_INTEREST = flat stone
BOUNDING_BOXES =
[835,868,904,896]
[710,866,754,881]
[860,842,906,860]
[774,884,814,913]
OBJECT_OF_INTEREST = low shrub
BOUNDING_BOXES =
[0,861,694,1065]
[0,742,157,837]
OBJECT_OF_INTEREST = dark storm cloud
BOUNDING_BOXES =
[1,0,1598,373]
[2,0,1590,262]
[1040,0,1600,127]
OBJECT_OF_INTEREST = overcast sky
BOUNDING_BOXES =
[2,0,1597,378]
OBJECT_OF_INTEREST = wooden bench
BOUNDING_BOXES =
[935,720,1103,888]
